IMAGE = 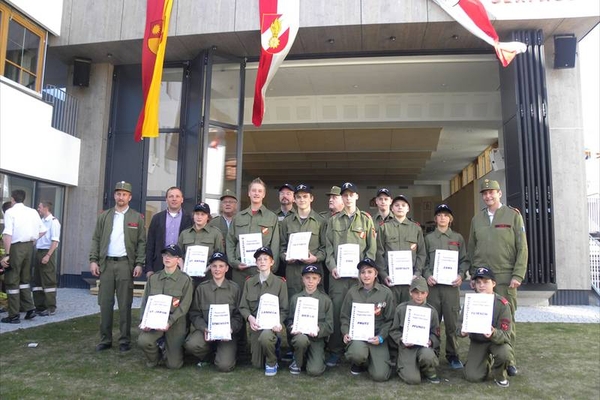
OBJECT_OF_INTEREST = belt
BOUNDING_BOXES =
[37,249,50,252]
[107,256,128,262]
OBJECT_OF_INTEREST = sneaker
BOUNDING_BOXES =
[448,357,464,370]
[265,363,278,376]
[49,308,57,316]
[37,310,50,317]
[24,309,36,320]
[196,360,211,368]
[495,379,510,388]
[326,354,341,367]
[350,364,366,376]
[1,314,20,324]
[507,365,518,376]
[289,361,301,375]
[426,374,441,384]
[281,351,294,362]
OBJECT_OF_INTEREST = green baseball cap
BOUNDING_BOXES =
[480,179,501,192]
[114,181,132,193]
[326,186,341,196]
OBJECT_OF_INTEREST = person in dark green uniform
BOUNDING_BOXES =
[390,276,441,384]
[458,267,513,388]
[184,251,243,372]
[423,204,470,369]
[209,189,238,237]
[468,179,527,376]
[286,265,333,376]
[319,186,344,222]
[340,258,394,381]
[373,188,394,227]
[239,246,288,376]
[274,183,296,222]
[138,244,193,369]
[89,181,146,352]
[325,182,377,367]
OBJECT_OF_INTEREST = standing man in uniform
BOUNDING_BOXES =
[468,179,527,376]
[274,183,296,222]
[209,189,238,236]
[374,188,394,227]
[1,189,46,323]
[145,187,192,278]
[89,181,146,352]
[32,200,61,316]
[325,182,377,366]
[319,186,344,221]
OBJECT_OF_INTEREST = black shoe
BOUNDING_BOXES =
[1,314,21,324]
[24,309,36,320]
[507,365,518,376]
[37,310,50,317]
[426,374,441,384]
[95,343,112,352]
[119,343,131,352]
[350,364,366,376]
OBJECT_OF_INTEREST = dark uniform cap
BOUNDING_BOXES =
[410,276,429,293]
[302,265,322,276]
[254,246,274,259]
[161,244,183,258]
[392,195,410,207]
[376,188,392,198]
[279,183,295,192]
[209,251,229,265]
[434,204,453,216]
[220,189,237,201]
[357,257,378,270]
[340,182,358,194]
[480,179,501,192]
[114,181,132,193]
[294,184,312,194]
[194,202,211,214]
[326,186,342,196]
[472,266,496,281]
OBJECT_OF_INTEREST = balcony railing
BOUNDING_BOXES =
[42,84,79,138]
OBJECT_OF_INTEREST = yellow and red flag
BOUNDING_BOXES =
[252,0,299,127]
[134,0,173,142]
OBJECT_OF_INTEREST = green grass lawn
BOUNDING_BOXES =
[1,312,599,400]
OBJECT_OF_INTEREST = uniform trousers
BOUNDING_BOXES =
[98,258,133,345]
[185,329,237,372]
[291,334,327,376]
[138,317,188,369]
[32,249,57,312]
[328,276,357,355]
[397,346,439,384]
[427,285,461,360]
[5,241,35,316]
[249,329,279,368]
[464,341,510,382]
[345,340,391,382]
[494,284,517,365]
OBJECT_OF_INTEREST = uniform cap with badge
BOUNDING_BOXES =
[193,202,211,214]
[220,189,237,201]
[254,246,274,259]
[376,188,392,198]
[392,195,410,207]
[357,257,378,270]
[209,251,230,265]
[340,182,358,194]
[480,179,501,192]
[302,265,321,276]
[279,183,295,192]
[472,266,496,281]
[434,204,453,216]
[294,184,312,194]
[161,244,183,258]
[326,186,342,196]
[114,181,132,193]
[409,276,429,292]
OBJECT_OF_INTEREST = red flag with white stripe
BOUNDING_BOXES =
[433,0,527,67]
[252,0,300,127]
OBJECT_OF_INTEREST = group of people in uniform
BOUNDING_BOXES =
[87,177,527,388]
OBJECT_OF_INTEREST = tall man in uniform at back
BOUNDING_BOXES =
[325,182,376,366]
[319,186,344,221]
[274,183,296,221]
[468,179,527,376]
[89,181,146,352]
[374,188,394,226]
[1,189,46,323]
[209,189,238,236]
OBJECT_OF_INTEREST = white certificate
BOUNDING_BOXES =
[140,294,172,330]
[433,249,459,285]
[337,243,360,278]
[387,250,413,285]
[208,304,232,341]
[462,293,494,335]
[286,232,312,260]
[183,245,209,277]
[256,293,280,330]
[349,302,374,341]
[291,296,319,335]
[402,305,432,347]
[239,233,263,266]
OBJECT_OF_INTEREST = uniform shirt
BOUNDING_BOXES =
[178,224,224,258]
[140,267,193,327]
[226,205,280,272]
[2,203,46,243]
[325,208,376,273]
[239,273,289,325]
[286,288,334,339]
[319,210,339,222]
[279,210,326,266]
[389,300,440,348]
[376,218,426,281]
[340,282,395,339]
[275,207,295,222]
[107,208,127,257]
[36,213,61,250]
[458,293,512,344]
[468,206,528,285]
[209,215,234,236]
[374,213,394,227]
[188,278,243,334]
[423,228,470,281]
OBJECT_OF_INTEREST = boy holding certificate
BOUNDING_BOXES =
[458,267,513,388]
[423,204,470,369]
[184,252,243,372]
[340,258,394,382]
[286,265,333,376]
[239,246,289,376]
[389,276,441,384]
[138,245,193,369]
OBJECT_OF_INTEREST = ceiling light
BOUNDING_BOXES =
[389,36,396,41]
[327,38,335,44]
[452,35,459,40]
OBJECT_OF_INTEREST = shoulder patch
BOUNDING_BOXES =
[500,297,509,305]
[361,211,372,219]
[508,206,521,215]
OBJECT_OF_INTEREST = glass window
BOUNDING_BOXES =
[209,57,241,125]
[202,125,239,209]
[145,200,166,231]
[159,68,183,129]
[146,132,179,197]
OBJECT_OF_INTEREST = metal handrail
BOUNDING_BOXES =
[42,84,79,138]
[591,235,600,296]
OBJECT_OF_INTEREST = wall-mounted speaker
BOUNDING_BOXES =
[73,57,92,87]
[553,35,577,69]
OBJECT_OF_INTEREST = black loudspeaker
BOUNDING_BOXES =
[553,35,577,69]
[73,57,92,87]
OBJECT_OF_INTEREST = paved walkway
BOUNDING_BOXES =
[1,288,598,335]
